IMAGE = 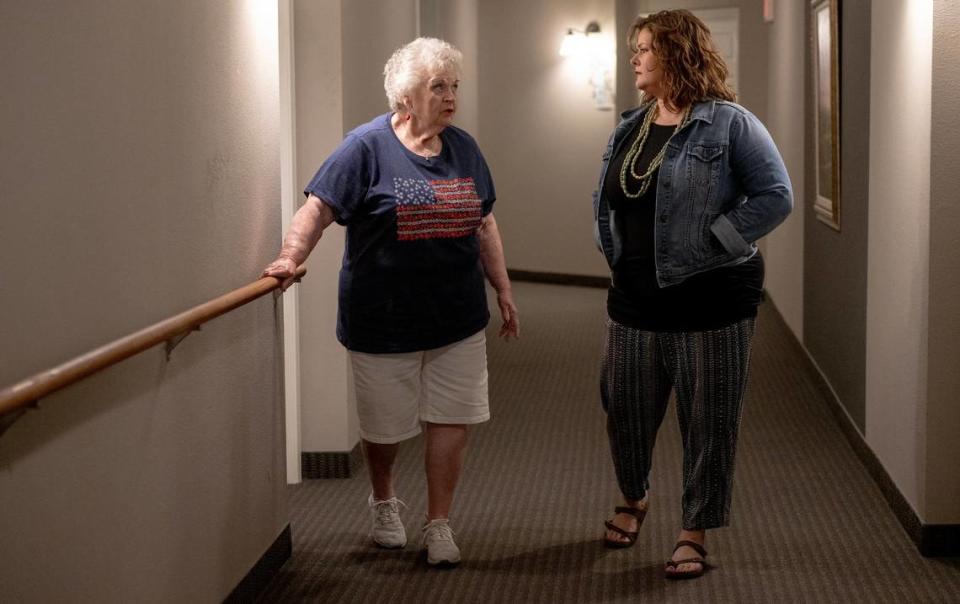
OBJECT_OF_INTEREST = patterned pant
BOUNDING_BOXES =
[600,317,756,530]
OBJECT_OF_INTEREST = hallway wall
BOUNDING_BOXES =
[865,0,932,516]
[419,0,480,137]
[477,0,614,278]
[761,0,805,336]
[0,2,287,601]
[293,0,356,455]
[925,0,960,524]
[341,0,418,132]
[803,0,871,432]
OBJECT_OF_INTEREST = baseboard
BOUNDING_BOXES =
[301,442,362,479]
[763,298,960,558]
[920,525,960,557]
[507,269,610,289]
[224,524,291,603]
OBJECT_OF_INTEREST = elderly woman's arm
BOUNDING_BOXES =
[478,213,520,340]
[262,194,337,290]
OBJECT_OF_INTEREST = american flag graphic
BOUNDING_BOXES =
[394,177,483,241]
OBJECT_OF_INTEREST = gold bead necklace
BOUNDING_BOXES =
[619,103,691,199]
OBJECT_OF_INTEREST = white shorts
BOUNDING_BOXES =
[350,330,490,444]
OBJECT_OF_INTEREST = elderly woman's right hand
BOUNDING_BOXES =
[262,256,299,291]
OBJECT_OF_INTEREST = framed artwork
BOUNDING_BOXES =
[811,0,840,230]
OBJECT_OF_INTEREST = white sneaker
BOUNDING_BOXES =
[421,518,461,567]
[368,493,407,549]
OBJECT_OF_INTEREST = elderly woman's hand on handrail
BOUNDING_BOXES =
[261,194,336,290]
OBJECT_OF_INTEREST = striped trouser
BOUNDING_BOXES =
[600,316,756,530]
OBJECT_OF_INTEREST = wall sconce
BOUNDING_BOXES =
[559,21,601,57]
[559,21,614,110]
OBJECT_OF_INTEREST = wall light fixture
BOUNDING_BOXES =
[559,21,614,110]
[559,21,601,57]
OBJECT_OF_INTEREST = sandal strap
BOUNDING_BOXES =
[603,521,638,542]
[666,557,705,568]
[613,506,647,521]
[672,540,707,558]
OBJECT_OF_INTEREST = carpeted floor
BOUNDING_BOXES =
[260,282,960,603]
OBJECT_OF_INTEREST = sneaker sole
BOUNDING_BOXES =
[424,551,461,568]
[427,558,460,568]
[373,539,407,549]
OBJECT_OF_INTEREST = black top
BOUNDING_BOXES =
[603,121,764,332]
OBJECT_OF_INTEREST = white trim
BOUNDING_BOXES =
[278,0,302,484]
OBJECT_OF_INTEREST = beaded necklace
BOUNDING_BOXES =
[619,103,691,199]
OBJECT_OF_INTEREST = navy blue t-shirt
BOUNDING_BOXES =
[304,113,496,353]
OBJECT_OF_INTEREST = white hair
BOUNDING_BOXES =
[383,37,463,113]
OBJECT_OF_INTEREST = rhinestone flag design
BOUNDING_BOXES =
[394,177,483,241]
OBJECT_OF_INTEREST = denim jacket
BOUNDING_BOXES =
[593,99,793,287]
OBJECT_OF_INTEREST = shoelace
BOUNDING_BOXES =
[373,498,405,524]
[423,521,455,542]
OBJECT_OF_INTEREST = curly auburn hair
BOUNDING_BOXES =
[628,10,736,110]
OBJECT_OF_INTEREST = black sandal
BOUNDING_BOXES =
[603,506,647,548]
[664,540,708,579]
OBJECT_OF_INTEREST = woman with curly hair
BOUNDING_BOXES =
[592,10,792,579]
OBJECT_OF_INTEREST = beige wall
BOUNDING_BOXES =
[478,0,614,277]
[423,0,480,137]
[926,0,960,523]
[761,0,805,336]
[803,0,871,432]
[341,0,418,132]
[865,0,933,513]
[0,2,287,601]
[294,0,356,454]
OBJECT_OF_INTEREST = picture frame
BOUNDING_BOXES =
[811,0,841,230]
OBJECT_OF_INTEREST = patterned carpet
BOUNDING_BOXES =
[260,282,960,603]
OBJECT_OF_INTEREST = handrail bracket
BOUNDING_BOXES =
[165,326,202,360]
[0,402,37,438]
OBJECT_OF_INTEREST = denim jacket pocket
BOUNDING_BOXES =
[686,141,723,181]
[686,142,724,202]
[684,142,725,255]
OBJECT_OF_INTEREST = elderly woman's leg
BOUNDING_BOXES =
[363,439,399,500]
[351,350,424,550]
[362,439,407,549]
[424,422,467,519]
[417,331,488,566]
[420,422,467,566]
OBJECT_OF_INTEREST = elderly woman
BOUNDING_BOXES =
[593,11,791,579]
[263,37,518,568]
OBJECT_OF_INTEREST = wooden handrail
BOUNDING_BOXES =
[0,266,306,417]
